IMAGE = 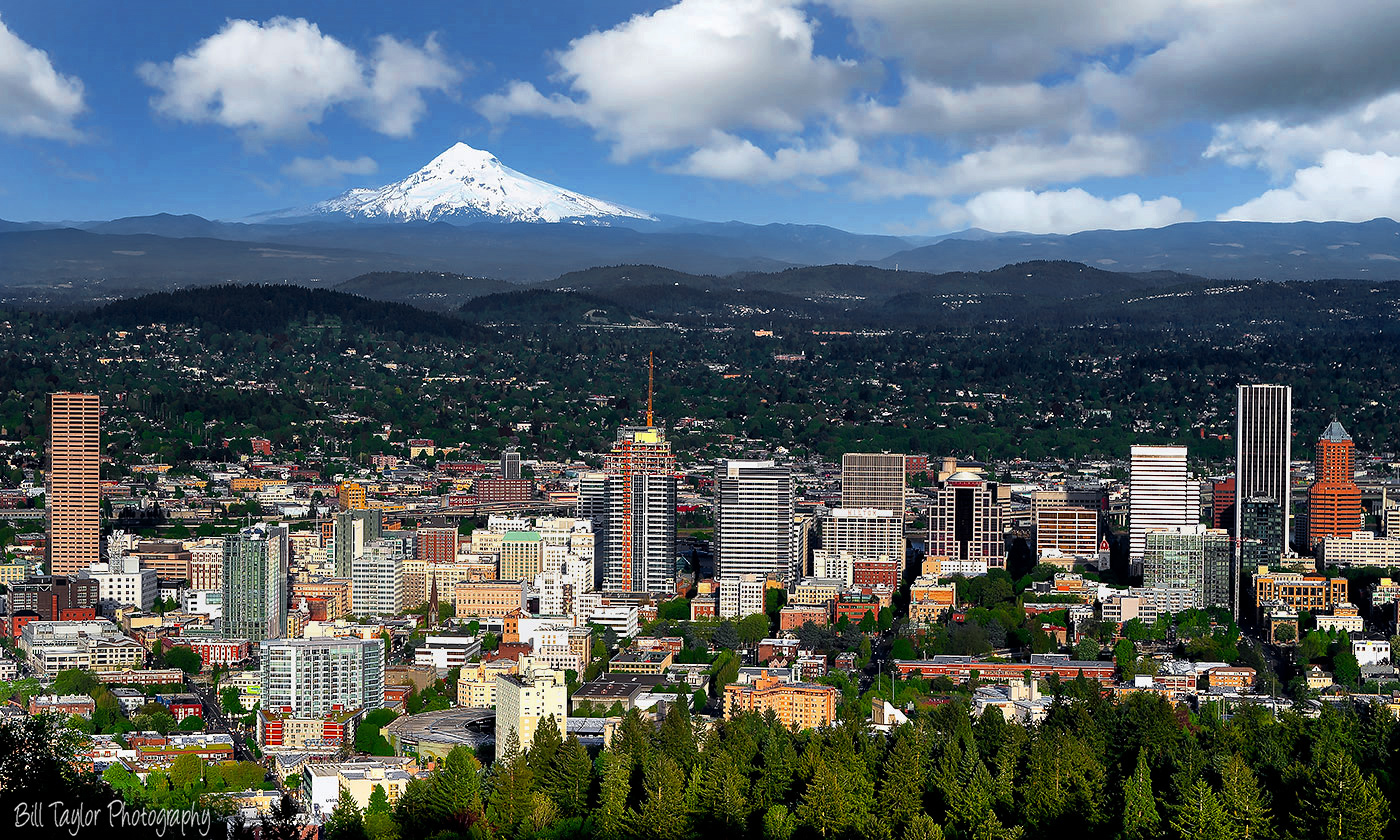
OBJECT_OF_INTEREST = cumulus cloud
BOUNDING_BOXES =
[671,133,858,184]
[139,17,459,143]
[1206,93,1400,178]
[1220,150,1400,223]
[478,0,866,160]
[281,154,378,185]
[840,79,1087,140]
[0,16,85,140]
[860,135,1144,199]
[936,187,1193,234]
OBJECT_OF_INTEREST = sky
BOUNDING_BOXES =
[5,1,1400,234]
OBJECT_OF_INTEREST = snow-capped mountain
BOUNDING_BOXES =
[291,143,655,225]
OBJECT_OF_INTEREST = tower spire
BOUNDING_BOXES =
[647,351,655,427]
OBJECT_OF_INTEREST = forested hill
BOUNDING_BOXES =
[77,284,483,339]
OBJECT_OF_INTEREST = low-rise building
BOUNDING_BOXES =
[608,650,673,675]
[454,580,527,619]
[29,694,97,718]
[1206,666,1257,691]
[1314,603,1364,634]
[257,706,362,752]
[723,673,836,730]
[908,577,957,623]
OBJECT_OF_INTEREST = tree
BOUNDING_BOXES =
[1170,779,1229,840]
[1121,751,1160,840]
[543,735,593,817]
[595,754,633,840]
[892,637,916,660]
[714,621,739,650]
[879,728,926,834]
[221,686,246,715]
[1293,751,1391,840]
[165,645,203,675]
[1331,651,1360,688]
[51,668,99,696]
[485,742,536,837]
[323,788,370,840]
[169,753,203,789]
[763,804,797,840]
[179,714,205,731]
[1074,636,1100,661]
[738,612,770,647]
[796,762,874,839]
[1218,754,1271,840]
[366,784,390,816]
[1273,622,1297,644]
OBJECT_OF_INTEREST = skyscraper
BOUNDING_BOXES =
[351,539,405,617]
[259,637,384,717]
[715,460,796,582]
[47,393,101,576]
[927,471,1005,568]
[841,453,906,511]
[1143,526,1233,610]
[1129,445,1193,560]
[1234,384,1292,553]
[1306,420,1362,549]
[333,509,381,579]
[501,450,522,481]
[600,427,676,593]
[223,524,289,642]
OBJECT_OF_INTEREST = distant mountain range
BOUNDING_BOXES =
[5,142,1400,308]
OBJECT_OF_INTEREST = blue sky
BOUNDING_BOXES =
[4,1,1400,234]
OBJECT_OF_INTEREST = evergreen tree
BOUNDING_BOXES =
[323,788,370,840]
[763,804,797,840]
[796,761,873,839]
[1121,751,1160,840]
[1292,751,1391,840]
[527,715,564,781]
[544,735,595,817]
[972,811,1024,840]
[595,753,634,840]
[633,755,690,840]
[421,746,485,835]
[486,745,536,838]
[879,728,927,834]
[1217,754,1270,840]
[946,745,994,836]
[1169,779,1229,840]
[902,813,946,840]
[688,749,750,833]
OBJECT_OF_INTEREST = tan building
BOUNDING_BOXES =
[499,532,543,583]
[724,674,837,730]
[47,392,101,576]
[1035,505,1099,557]
[908,576,957,622]
[1253,567,1348,616]
[790,578,843,608]
[495,659,568,750]
[455,580,526,619]
[1206,666,1256,691]
[291,579,353,619]
[128,541,192,581]
[338,482,367,511]
[188,555,222,591]
[457,658,520,707]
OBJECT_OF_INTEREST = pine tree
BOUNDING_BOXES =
[1169,779,1229,840]
[1121,751,1160,840]
[486,746,536,838]
[754,729,797,810]
[657,700,700,772]
[527,714,564,781]
[423,745,485,833]
[902,813,946,840]
[1217,754,1271,840]
[763,804,796,840]
[972,811,1024,840]
[947,747,994,836]
[1293,751,1391,840]
[797,762,863,839]
[633,754,690,840]
[688,749,750,833]
[545,735,595,817]
[879,728,927,834]
[595,753,634,840]
[323,788,370,840]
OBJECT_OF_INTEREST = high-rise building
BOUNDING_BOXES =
[1235,384,1292,553]
[500,531,544,582]
[1129,445,1193,560]
[333,509,381,579]
[1143,526,1233,610]
[47,393,101,576]
[1034,505,1100,558]
[501,450,522,481]
[600,427,676,593]
[415,525,458,564]
[841,453,906,512]
[1306,420,1362,550]
[222,524,289,642]
[928,471,1004,568]
[820,508,904,559]
[495,658,567,753]
[351,539,405,616]
[715,461,795,582]
[259,637,384,718]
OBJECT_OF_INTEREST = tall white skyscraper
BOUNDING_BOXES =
[1129,445,1193,560]
[597,427,676,593]
[715,460,796,583]
[351,538,406,616]
[1235,384,1292,553]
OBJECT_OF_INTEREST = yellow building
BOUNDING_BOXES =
[724,674,836,730]
[908,576,957,622]
[338,482,367,511]
[457,659,519,707]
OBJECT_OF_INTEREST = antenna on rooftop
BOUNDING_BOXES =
[647,351,655,427]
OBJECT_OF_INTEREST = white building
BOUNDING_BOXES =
[414,636,484,671]
[718,574,767,619]
[495,658,568,753]
[81,553,158,613]
[181,589,223,620]
[715,461,795,583]
[1129,445,1193,561]
[352,539,405,617]
[1353,640,1391,667]
[259,637,385,718]
[821,508,903,561]
[1317,531,1400,567]
[581,604,639,639]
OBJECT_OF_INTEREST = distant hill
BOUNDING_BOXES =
[335,271,514,311]
[871,218,1400,280]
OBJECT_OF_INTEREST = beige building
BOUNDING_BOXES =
[495,659,568,751]
[724,674,837,730]
[48,392,101,576]
[457,659,519,707]
[1035,505,1099,557]
[455,580,527,618]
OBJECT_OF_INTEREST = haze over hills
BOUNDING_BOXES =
[5,143,1400,307]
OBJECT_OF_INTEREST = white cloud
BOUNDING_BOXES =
[139,17,458,144]
[363,34,461,139]
[860,134,1144,199]
[281,154,378,185]
[0,16,85,140]
[841,79,1087,140]
[478,0,866,160]
[937,187,1193,234]
[1220,150,1400,223]
[1206,93,1400,178]
[671,133,858,184]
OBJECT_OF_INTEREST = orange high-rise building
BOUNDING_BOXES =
[1307,421,1362,549]
[47,393,101,576]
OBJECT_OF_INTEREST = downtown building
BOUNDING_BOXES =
[222,524,289,642]
[1235,384,1292,554]
[47,393,101,576]
[581,426,677,594]
[841,453,906,511]
[1306,420,1363,550]
[259,637,385,718]
[1129,445,1194,561]
[715,460,797,583]
[351,538,406,617]
[927,471,1004,570]
[1142,526,1233,611]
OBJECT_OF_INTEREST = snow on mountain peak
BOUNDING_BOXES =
[306,142,654,225]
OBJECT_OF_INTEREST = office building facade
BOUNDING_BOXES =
[1307,420,1362,549]
[1235,384,1292,554]
[715,461,795,582]
[840,453,906,512]
[928,472,1004,568]
[1129,445,1193,561]
[47,393,101,576]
